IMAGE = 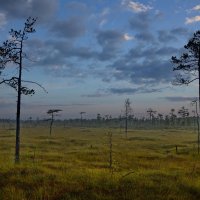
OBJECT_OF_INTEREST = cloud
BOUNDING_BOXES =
[157,27,191,43]
[0,0,58,23]
[163,96,197,102]
[123,33,134,41]
[82,93,109,98]
[27,38,97,67]
[96,30,126,60]
[170,27,191,37]
[106,43,179,85]
[109,87,162,95]
[192,5,200,11]
[50,17,86,38]
[185,16,200,24]
[0,13,7,28]
[122,0,152,13]
[135,32,154,42]
[66,1,88,13]
[129,60,172,84]
[97,30,124,45]
[129,12,151,31]
[100,8,110,16]
[127,45,179,60]
[82,86,164,98]
[157,30,177,43]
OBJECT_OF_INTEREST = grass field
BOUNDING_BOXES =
[0,126,200,199]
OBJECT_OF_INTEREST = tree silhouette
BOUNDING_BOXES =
[80,112,86,127]
[147,108,156,123]
[124,98,132,138]
[171,30,200,111]
[47,109,62,136]
[0,17,46,163]
[178,106,189,118]
[191,99,200,154]
[178,106,189,126]
[169,108,176,126]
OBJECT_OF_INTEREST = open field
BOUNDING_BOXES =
[0,126,200,200]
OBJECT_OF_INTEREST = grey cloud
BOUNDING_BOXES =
[81,86,164,98]
[44,63,90,79]
[0,0,58,22]
[157,30,177,43]
[157,27,191,43]
[135,32,155,42]
[155,47,179,56]
[27,39,97,67]
[170,27,191,37]
[108,56,173,85]
[66,2,89,15]
[130,60,172,84]
[127,45,179,61]
[96,30,125,60]
[109,87,163,95]
[47,40,96,59]
[129,13,151,31]
[97,30,124,45]
[81,93,109,98]
[0,13,6,28]
[30,103,94,107]
[50,17,86,38]
[163,96,197,102]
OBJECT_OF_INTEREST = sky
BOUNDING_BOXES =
[0,0,200,119]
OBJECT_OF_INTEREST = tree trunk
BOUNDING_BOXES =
[49,113,53,136]
[198,53,200,154]
[125,116,128,139]
[15,42,23,164]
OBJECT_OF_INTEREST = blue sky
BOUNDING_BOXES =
[0,0,200,119]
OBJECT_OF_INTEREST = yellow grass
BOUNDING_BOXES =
[0,126,200,199]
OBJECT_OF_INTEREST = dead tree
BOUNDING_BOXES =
[147,108,156,125]
[80,112,86,127]
[169,108,176,127]
[108,132,113,172]
[177,106,189,126]
[0,17,46,163]
[124,98,132,138]
[47,109,62,136]
[191,99,200,154]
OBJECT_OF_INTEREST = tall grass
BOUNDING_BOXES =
[0,126,200,199]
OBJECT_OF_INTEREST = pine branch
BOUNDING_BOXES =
[21,80,48,93]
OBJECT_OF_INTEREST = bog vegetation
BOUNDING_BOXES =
[0,120,200,200]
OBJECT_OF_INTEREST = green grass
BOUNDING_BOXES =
[0,126,200,199]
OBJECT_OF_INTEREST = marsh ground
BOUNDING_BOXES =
[0,126,200,199]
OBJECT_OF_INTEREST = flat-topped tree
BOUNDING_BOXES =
[147,108,157,122]
[177,106,189,126]
[0,17,46,163]
[47,109,62,136]
[80,112,86,127]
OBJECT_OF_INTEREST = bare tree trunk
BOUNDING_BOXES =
[108,132,113,171]
[49,113,53,136]
[125,116,128,139]
[198,58,200,154]
[196,107,200,155]
[15,41,23,164]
